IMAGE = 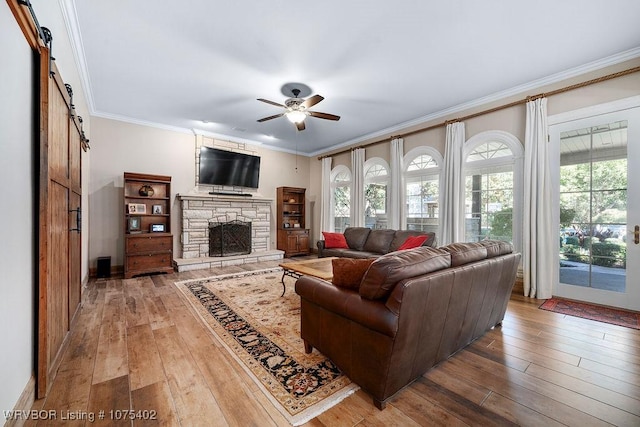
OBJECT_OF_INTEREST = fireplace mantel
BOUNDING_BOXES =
[174,193,283,272]
[177,192,274,203]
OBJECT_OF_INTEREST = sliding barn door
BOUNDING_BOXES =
[37,47,83,398]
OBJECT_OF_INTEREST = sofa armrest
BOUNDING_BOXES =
[295,276,398,337]
[316,240,326,257]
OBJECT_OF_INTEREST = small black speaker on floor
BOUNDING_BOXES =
[96,256,111,278]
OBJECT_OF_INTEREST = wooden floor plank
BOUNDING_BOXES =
[131,381,180,427]
[92,320,128,385]
[152,325,228,426]
[410,377,517,427]
[86,375,130,427]
[481,391,566,427]
[388,387,470,426]
[126,324,166,391]
[439,355,609,426]
[482,332,640,400]
[579,357,640,386]
[123,284,149,328]
[525,363,640,416]
[456,350,640,426]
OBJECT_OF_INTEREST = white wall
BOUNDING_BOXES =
[89,117,311,268]
[0,2,36,414]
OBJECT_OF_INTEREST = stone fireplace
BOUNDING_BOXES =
[173,193,284,272]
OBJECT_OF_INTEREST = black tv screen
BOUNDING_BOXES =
[198,146,261,189]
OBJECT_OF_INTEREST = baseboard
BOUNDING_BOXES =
[512,277,524,295]
[88,264,124,278]
[4,375,36,427]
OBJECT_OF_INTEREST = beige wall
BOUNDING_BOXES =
[89,118,311,268]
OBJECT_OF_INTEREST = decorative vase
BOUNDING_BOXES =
[139,184,154,197]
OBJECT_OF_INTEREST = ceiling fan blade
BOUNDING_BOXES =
[257,98,285,108]
[308,111,340,121]
[295,120,306,131]
[301,94,324,109]
[257,113,284,122]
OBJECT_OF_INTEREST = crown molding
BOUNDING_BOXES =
[59,0,95,114]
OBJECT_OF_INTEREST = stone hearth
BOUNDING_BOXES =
[174,193,283,272]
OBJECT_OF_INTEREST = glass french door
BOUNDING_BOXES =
[549,104,640,311]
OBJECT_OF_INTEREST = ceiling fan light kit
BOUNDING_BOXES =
[257,87,340,131]
[285,110,307,123]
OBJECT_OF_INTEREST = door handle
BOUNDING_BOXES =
[69,206,81,233]
[635,225,639,245]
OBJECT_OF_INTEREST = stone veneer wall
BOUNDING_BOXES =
[178,194,272,259]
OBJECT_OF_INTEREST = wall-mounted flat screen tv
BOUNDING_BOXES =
[198,146,261,189]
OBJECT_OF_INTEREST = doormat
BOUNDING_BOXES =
[539,298,640,330]
[174,269,358,426]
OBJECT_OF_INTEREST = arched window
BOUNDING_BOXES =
[331,165,351,232]
[363,158,389,229]
[463,130,523,251]
[403,147,443,234]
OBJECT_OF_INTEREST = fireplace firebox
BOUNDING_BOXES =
[208,219,252,257]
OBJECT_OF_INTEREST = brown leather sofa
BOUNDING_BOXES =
[317,227,437,258]
[295,240,520,409]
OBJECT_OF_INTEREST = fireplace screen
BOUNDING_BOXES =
[209,220,252,257]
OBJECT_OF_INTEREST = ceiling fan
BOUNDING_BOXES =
[257,88,340,131]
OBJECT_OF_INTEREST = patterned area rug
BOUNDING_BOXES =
[540,298,640,330]
[174,269,358,426]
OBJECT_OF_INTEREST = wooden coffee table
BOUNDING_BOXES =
[278,257,336,296]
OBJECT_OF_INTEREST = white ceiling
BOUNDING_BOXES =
[65,0,640,156]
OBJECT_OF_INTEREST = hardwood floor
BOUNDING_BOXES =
[25,259,640,426]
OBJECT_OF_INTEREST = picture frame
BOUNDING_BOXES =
[150,224,165,232]
[127,203,147,214]
[152,204,163,215]
[128,217,141,232]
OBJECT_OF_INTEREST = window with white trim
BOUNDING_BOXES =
[363,158,389,229]
[403,147,442,234]
[463,131,523,250]
[331,165,351,233]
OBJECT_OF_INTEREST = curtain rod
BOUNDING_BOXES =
[318,65,640,160]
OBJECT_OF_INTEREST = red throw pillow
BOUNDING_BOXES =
[322,231,349,249]
[398,235,428,250]
[332,258,375,289]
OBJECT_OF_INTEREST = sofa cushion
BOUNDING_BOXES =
[322,231,349,249]
[479,240,513,257]
[398,234,429,250]
[322,248,380,259]
[389,230,436,252]
[442,242,488,267]
[331,258,375,290]
[362,229,396,254]
[359,246,451,300]
[344,227,371,250]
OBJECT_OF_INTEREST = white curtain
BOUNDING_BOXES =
[441,122,465,245]
[523,98,554,298]
[351,148,365,227]
[389,137,404,230]
[320,156,333,232]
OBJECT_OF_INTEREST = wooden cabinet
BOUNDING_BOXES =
[276,187,310,256]
[124,172,173,278]
[279,229,310,257]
